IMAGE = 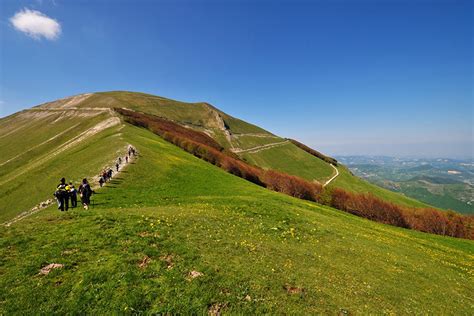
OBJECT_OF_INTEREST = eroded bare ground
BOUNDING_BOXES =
[0,123,82,167]
[0,116,121,187]
[205,104,235,149]
[37,93,93,109]
[3,199,55,227]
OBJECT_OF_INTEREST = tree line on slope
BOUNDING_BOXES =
[115,108,474,240]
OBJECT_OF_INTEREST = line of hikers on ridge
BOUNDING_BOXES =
[54,145,137,212]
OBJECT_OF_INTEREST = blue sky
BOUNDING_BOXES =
[1,0,472,158]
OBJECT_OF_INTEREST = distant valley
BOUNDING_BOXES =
[337,156,474,214]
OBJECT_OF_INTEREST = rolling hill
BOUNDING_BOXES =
[0,91,473,313]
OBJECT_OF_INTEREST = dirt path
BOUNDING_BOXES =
[231,140,290,154]
[232,133,280,139]
[323,164,339,187]
[2,145,137,227]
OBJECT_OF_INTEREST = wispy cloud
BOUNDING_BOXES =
[10,8,61,40]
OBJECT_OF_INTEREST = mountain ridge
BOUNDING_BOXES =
[1,90,432,216]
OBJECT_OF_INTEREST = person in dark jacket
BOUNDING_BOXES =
[78,178,92,210]
[55,178,70,212]
[69,182,77,208]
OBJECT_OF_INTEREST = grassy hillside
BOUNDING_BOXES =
[43,91,275,149]
[0,108,126,222]
[30,91,440,211]
[241,142,335,183]
[1,124,472,314]
[398,180,474,214]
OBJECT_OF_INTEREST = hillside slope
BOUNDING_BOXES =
[0,106,126,222]
[30,91,433,208]
[1,124,473,314]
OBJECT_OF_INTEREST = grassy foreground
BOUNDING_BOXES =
[1,124,473,314]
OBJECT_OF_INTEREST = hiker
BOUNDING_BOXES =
[99,175,105,187]
[78,178,92,210]
[108,168,113,179]
[125,155,129,164]
[118,157,122,165]
[54,178,70,212]
[102,170,108,182]
[69,182,77,208]
[115,162,119,172]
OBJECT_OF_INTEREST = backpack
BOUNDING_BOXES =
[83,184,92,197]
[56,184,67,197]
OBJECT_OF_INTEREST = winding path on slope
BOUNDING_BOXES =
[231,140,290,154]
[323,164,339,187]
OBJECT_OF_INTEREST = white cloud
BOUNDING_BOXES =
[10,8,61,40]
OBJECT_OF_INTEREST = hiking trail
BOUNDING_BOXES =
[323,164,339,187]
[231,140,290,154]
[2,145,137,227]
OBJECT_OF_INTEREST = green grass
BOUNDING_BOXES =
[1,124,472,314]
[398,182,474,214]
[220,114,272,135]
[0,111,104,166]
[241,142,335,183]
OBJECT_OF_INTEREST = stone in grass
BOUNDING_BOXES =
[138,256,151,269]
[283,284,305,295]
[187,270,204,281]
[39,263,64,275]
[208,302,228,316]
[160,254,174,270]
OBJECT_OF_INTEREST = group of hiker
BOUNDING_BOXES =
[54,145,137,212]
[98,168,114,187]
[54,178,93,211]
